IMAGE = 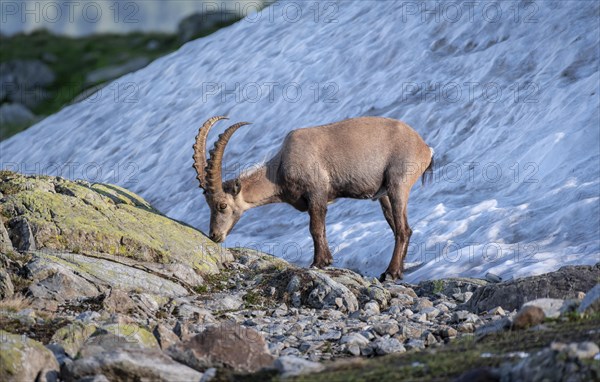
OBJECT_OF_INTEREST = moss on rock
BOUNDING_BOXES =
[0,171,232,274]
[51,321,98,357]
[0,330,60,382]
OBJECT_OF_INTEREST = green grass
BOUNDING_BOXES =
[0,30,179,117]
[0,17,241,140]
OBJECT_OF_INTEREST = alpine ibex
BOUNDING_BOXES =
[193,116,434,280]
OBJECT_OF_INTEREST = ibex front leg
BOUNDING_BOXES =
[308,196,333,268]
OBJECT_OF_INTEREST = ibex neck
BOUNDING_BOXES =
[240,165,282,208]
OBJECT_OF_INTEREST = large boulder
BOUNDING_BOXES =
[464,264,599,313]
[167,322,275,373]
[0,266,14,299]
[0,60,55,108]
[415,277,488,299]
[0,171,232,274]
[0,219,13,252]
[177,11,238,42]
[26,251,190,300]
[64,334,202,382]
[0,103,36,127]
[0,330,60,382]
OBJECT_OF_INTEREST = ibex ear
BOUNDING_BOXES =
[232,179,242,196]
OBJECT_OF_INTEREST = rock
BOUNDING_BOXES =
[396,322,425,341]
[0,330,60,382]
[26,251,190,300]
[475,317,511,337]
[422,331,437,346]
[274,355,325,378]
[167,322,275,373]
[374,337,405,355]
[0,103,36,127]
[65,334,202,381]
[451,310,470,323]
[0,60,55,108]
[152,324,181,350]
[465,264,599,313]
[363,300,380,315]
[499,343,598,382]
[457,322,475,333]
[551,341,600,359]
[488,306,506,316]
[577,284,600,316]
[305,270,359,312]
[522,298,568,318]
[51,322,98,357]
[440,326,458,339]
[452,291,474,303]
[174,303,215,323]
[367,285,390,307]
[0,172,232,275]
[27,257,101,302]
[6,217,36,251]
[389,294,414,306]
[85,57,150,85]
[76,311,101,322]
[199,293,243,311]
[340,332,370,352]
[416,277,487,298]
[386,284,418,298]
[485,272,503,283]
[421,307,441,320]
[0,221,13,252]
[372,322,399,336]
[0,266,14,299]
[512,306,545,330]
[413,297,433,311]
[405,339,426,351]
[319,329,342,341]
[177,11,237,42]
[99,323,159,349]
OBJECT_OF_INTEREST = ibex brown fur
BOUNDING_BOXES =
[193,116,434,280]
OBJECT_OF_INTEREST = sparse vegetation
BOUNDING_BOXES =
[285,316,600,382]
[0,294,31,312]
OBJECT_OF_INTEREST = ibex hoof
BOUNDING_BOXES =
[379,271,403,282]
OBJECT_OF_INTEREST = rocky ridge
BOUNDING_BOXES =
[0,171,598,381]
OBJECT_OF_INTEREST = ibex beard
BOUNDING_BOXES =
[192,116,434,281]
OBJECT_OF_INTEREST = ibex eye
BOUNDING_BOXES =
[218,203,227,211]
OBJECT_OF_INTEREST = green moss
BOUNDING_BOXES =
[432,279,445,294]
[0,31,183,140]
[0,173,230,274]
[100,323,159,349]
[51,322,97,357]
[243,290,265,309]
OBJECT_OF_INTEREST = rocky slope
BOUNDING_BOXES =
[0,171,598,382]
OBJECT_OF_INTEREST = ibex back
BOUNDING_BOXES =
[193,116,434,280]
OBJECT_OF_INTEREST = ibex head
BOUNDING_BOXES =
[193,116,251,242]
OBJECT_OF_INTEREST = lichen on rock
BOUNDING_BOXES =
[0,171,231,274]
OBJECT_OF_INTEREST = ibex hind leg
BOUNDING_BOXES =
[380,187,411,281]
[379,196,397,235]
